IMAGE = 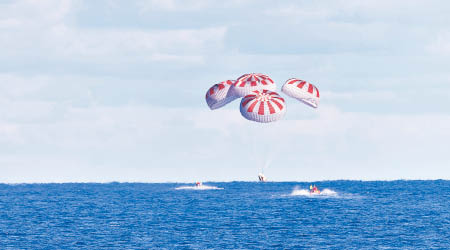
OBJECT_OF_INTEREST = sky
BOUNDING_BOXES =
[1,0,450,183]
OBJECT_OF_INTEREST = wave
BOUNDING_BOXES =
[175,185,223,190]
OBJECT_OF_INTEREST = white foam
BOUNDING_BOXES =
[320,188,337,195]
[290,187,338,197]
[175,185,223,190]
[290,189,312,196]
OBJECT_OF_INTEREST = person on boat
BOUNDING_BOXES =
[312,185,320,194]
[309,184,318,194]
[195,181,202,187]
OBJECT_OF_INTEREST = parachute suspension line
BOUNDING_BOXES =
[261,121,285,176]
[249,122,280,177]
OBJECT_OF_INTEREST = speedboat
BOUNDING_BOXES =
[310,189,321,194]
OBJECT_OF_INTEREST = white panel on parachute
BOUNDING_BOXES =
[281,78,320,108]
[240,90,286,123]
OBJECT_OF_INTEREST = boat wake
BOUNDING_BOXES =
[290,187,338,197]
[175,185,223,190]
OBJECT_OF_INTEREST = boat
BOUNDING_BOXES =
[258,173,267,182]
[309,184,320,194]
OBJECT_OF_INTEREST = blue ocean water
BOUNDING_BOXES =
[0,180,449,249]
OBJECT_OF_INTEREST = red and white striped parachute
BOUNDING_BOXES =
[240,90,286,123]
[281,78,320,108]
[232,73,276,97]
[205,80,237,110]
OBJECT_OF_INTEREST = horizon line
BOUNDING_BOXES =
[0,178,448,185]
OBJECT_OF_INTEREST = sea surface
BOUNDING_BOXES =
[0,180,449,249]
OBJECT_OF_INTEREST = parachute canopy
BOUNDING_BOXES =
[205,74,320,123]
[281,78,320,108]
[232,73,276,97]
[205,80,237,110]
[240,90,286,123]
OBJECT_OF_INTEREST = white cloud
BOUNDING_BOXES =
[46,26,226,60]
[136,0,256,12]
[137,0,203,11]
[1,0,450,182]
[426,31,450,55]
[322,90,397,101]
[0,18,21,28]
[1,24,226,63]
[1,98,449,182]
[0,0,74,27]
[0,1,227,63]
[264,0,448,25]
[0,74,52,98]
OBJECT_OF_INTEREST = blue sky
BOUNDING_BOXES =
[1,0,449,182]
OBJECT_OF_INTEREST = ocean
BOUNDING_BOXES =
[0,180,449,249]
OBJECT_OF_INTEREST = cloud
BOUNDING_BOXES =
[322,90,397,101]
[1,0,450,182]
[137,0,207,11]
[0,74,50,98]
[426,31,450,55]
[1,97,450,182]
[1,24,226,63]
[136,0,256,12]
[258,105,450,180]
[0,1,227,64]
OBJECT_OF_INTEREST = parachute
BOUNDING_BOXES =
[205,74,320,123]
[239,90,286,123]
[281,78,320,108]
[204,74,321,181]
[232,73,276,97]
[205,80,238,110]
